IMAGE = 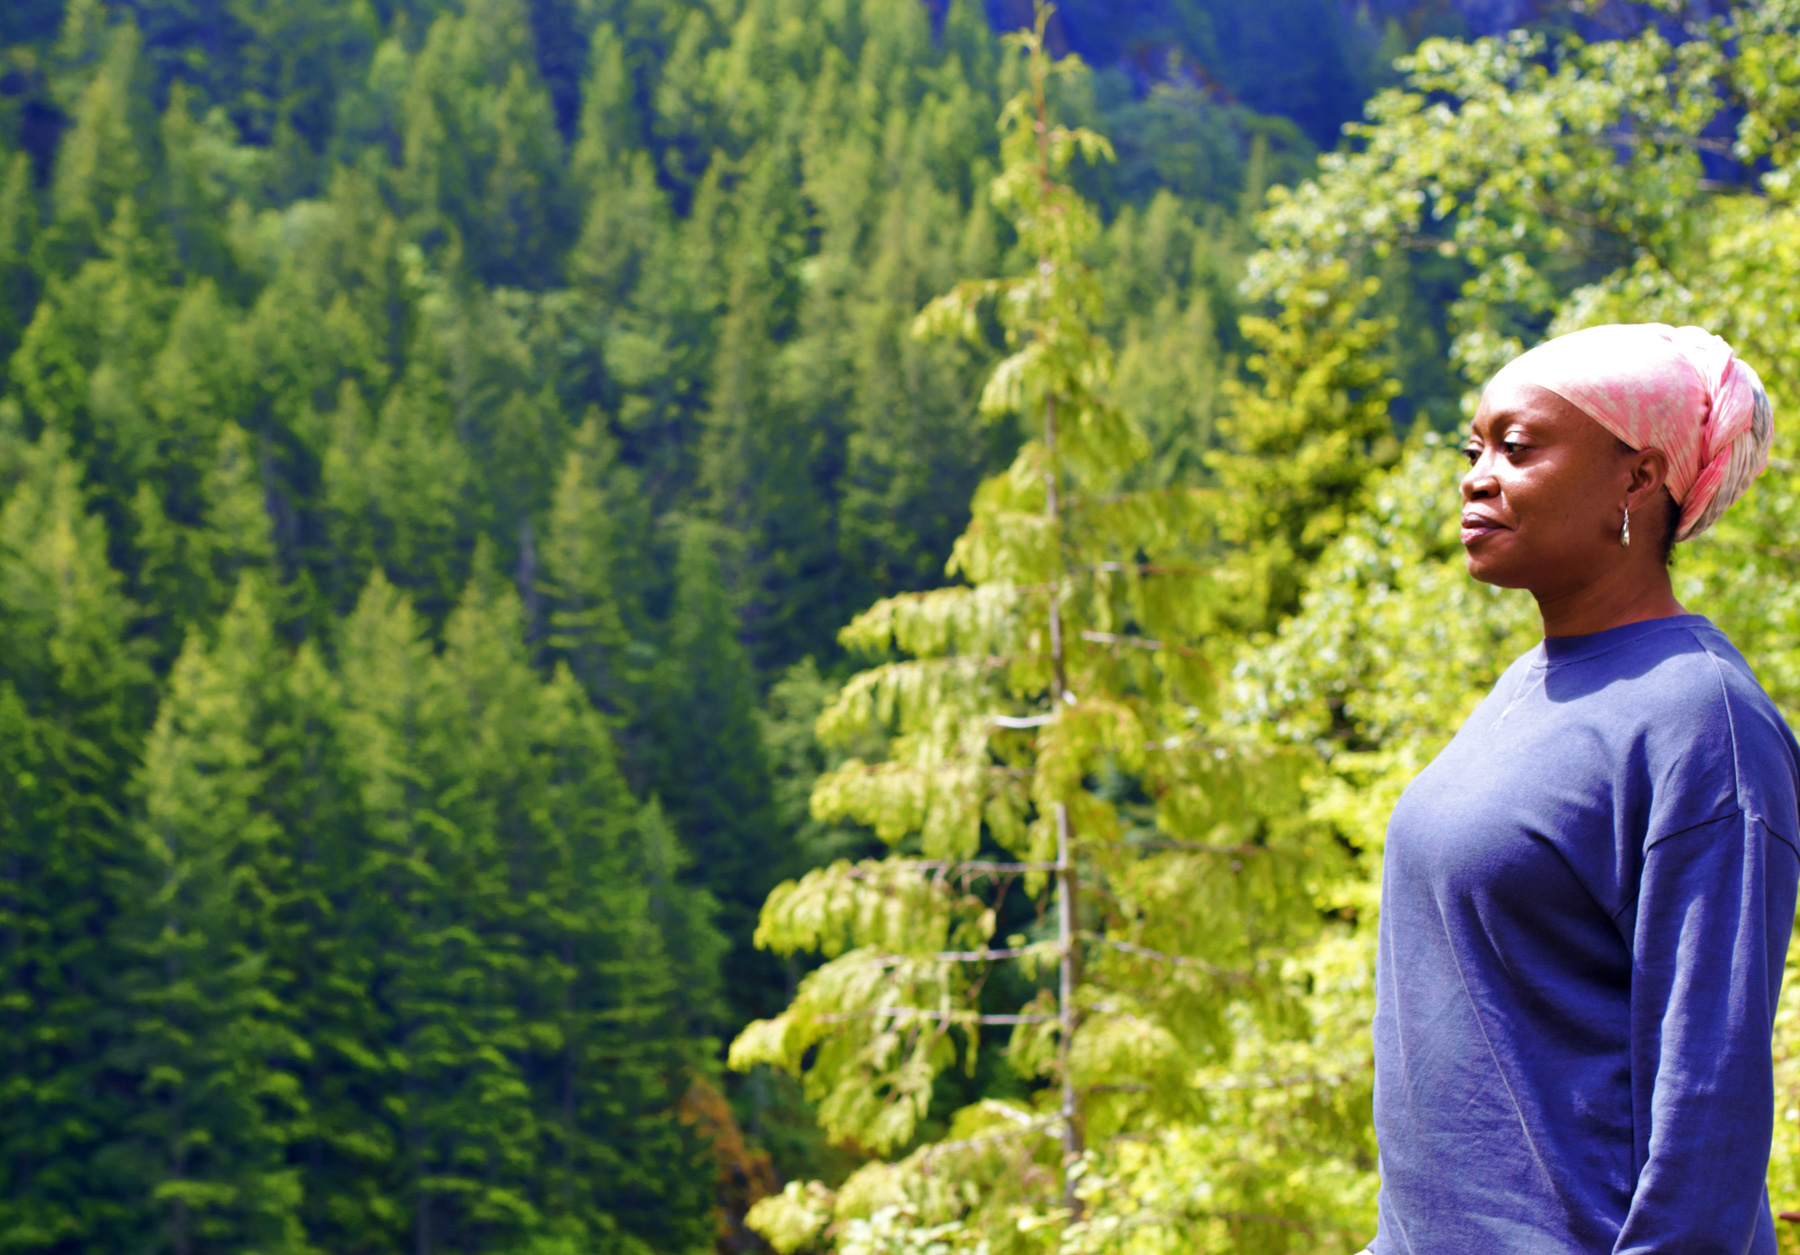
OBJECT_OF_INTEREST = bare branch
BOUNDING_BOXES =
[854,945,1048,969]
[1080,631,1210,662]
[1080,630,1161,651]
[1197,1071,1357,1091]
[868,948,1046,964]
[1206,1211,1319,1236]
[1142,735,1236,754]
[813,1008,1055,1025]
[1080,561,1210,577]
[1085,934,1245,981]
[1598,128,1736,156]
[1127,839,1261,856]
[896,859,1065,874]
[840,858,1063,877]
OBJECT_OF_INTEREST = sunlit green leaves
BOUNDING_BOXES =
[1251,25,1727,383]
[738,13,1337,1248]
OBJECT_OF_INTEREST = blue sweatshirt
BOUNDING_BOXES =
[1372,615,1800,1255]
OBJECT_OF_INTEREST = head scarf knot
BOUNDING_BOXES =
[1488,323,1774,541]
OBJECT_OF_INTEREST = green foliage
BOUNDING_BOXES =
[45,14,152,271]
[1073,4,1800,1248]
[11,0,1244,1242]
[1173,440,1536,1251]
[36,0,1800,1250]
[119,579,309,1255]
[1249,23,1729,382]
[538,412,650,724]
[649,521,788,1023]
[0,424,153,1252]
[726,4,1800,1254]
[399,0,572,288]
[734,19,1337,1254]
[1206,262,1400,627]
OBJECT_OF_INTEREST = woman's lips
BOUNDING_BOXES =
[1460,514,1506,545]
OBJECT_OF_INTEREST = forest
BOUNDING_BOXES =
[2,0,1800,1252]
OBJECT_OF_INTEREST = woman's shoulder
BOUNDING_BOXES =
[1544,615,1775,713]
[1639,618,1784,725]
[1622,618,1800,840]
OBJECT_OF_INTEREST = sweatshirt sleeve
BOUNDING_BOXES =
[1612,811,1800,1255]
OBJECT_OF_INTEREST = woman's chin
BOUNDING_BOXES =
[1463,548,1525,588]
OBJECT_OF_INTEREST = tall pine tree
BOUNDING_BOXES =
[0,428,153,1252]
[117,577,308,1255]
[649,521,788,1024]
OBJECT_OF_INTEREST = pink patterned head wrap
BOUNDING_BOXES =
[1488,324,1774,541]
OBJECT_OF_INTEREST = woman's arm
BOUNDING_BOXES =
[1612,811,1799,1255]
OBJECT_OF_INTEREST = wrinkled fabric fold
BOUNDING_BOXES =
[1489,324,1774,540]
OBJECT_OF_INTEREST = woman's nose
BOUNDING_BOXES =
[1461,453,1496,501]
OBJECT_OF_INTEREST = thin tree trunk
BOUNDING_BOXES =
[1044,391,1084,1216]
[1055,801,1082,1215]
[1029,26,1085,1210]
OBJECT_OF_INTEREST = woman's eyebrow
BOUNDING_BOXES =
[1484,409,1547,436]
[1465,415,1512,440]
[1499,417,1550,438]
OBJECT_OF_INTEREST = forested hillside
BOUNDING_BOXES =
[8,0,1800,1252]
[0,0,1389,1252]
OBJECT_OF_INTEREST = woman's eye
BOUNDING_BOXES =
[1501,440,1526,457]
[1461,444,1480,464]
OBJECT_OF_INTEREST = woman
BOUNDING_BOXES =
[1370,324,1800,1254]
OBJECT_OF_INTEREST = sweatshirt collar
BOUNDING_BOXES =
[1540,613,1710,666]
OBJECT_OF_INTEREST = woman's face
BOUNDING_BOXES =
[1460,378,1654,593]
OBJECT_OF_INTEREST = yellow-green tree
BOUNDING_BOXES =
[730,13,1332,1252]
[1206,262,1400,629]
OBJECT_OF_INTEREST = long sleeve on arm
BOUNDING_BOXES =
[1613,812,1799,1255]
[1373,616,1800,1255]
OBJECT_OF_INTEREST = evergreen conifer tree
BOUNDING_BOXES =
[1206,262,1401,628]
[400,0,571,288]
[1097,191,1231,491]
[734,19,1322,1248]
[321,372,479,623]
[0,428,153,1251]
[698,129,822,668]
[223,0,379,199]
[156,85,240,284]
[650,520,788,1023]
[0,149,39,381]
[566,21,662,304]
[252,635,374,1251]
[539,413,651,737]
[12,195,175,561]
[565,21,672,421]
[131,281,258,653]
[332,568,534,1254]
[44,14,153,274]
[502,652,718,1254]
[787,0,1004,622]
[117,577,308,1255]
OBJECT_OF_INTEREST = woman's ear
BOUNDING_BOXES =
[1627,447,1671,507]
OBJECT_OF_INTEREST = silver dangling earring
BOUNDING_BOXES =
[1621,504,1631,549]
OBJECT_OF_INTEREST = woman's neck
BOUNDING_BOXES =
[1533,562,1686,638]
